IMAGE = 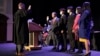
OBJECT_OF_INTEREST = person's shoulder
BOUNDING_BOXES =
[77,14,81,16]
[15,10,21,14]
[17,9,22,12]
[72,13,75,16]
[56,17,60,21]
[84,10,90,14]
[63,14,67,17]
[57,17,59,20]
[14,10,19,16]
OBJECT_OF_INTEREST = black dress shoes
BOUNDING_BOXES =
[59,49,66,52]
[52,47,56,50]
[84,52,91,56]
[68,49,75,52]
[76,50,83,53]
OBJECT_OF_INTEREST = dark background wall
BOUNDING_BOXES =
[13,0,100,30]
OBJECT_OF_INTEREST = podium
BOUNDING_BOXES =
[25,22,43,50]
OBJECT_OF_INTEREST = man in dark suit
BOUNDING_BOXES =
[67,6,75,52]
[50,12,59,51]
[58,8,67,52]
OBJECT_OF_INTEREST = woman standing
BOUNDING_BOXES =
[72,6,83,53]
[78,2,91,56]
[73,6,82,40]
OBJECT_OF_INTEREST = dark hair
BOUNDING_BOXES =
[76,6,82,14]
[82,2,91,11]
[52,12,57,16]
[59,8,66,14]
[67,6,73,12]
[59,8,66,11]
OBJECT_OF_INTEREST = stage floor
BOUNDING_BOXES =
[0,43,100,56]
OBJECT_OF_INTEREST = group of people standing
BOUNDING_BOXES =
[43,1,92,56]
[14,1,92,56]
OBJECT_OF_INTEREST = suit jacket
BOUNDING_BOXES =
[67,13,75,31]
[51,17,59,33]
[72,14,81,31]
[59,14,67,32]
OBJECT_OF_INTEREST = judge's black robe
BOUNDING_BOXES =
[14,9,31,45]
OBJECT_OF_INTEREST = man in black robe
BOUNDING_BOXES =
[14,2,31,56]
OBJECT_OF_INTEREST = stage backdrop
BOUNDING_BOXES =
[0,0,13,42]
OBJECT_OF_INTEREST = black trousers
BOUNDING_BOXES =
[16,44,24,53]
[59,32,67,50]
[67,30,75,50]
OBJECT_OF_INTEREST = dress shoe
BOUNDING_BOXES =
[68,49,75,52]
[76,50,83,53]
[59,49,66,52]
[51,47,56,51]
[53,47,59,51]
[16,52,24,56]
[84,52,91,56]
